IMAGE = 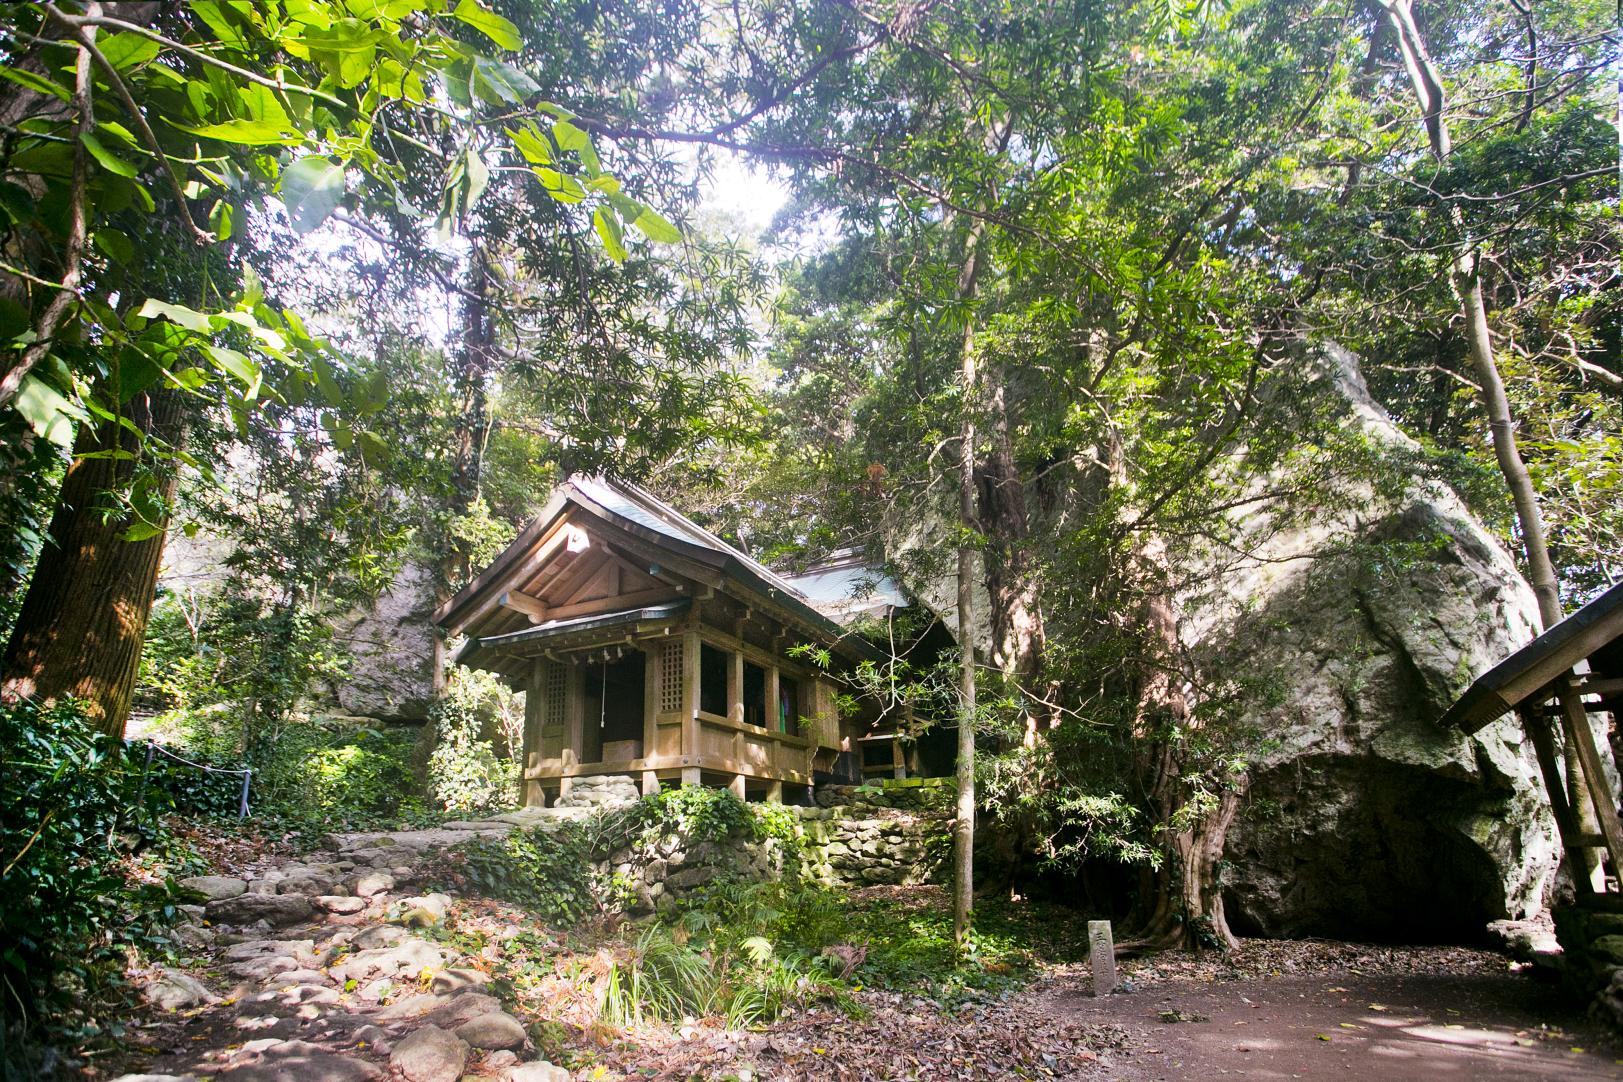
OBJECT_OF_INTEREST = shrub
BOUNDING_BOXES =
[426,667,520,817]
[443,823,599,925]
[0,700,192,1057]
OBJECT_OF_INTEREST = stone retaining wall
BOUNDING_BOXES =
[799,778,953,887]
[1553,901,1623,1026]
[601,777,954,915]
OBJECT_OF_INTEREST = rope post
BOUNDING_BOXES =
[134,741,156,814]
[238,769,252,819]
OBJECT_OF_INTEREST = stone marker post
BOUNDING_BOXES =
[1088,919,1116,996]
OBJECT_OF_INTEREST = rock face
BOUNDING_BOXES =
[160,536,438,724]
[322,559,439,723]
[1180,343,1560,941]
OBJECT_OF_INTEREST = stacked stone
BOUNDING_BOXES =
[606,834,785,915]
[553,775,641,809]
[796,782,952,888]
[1552,905,1623,1027]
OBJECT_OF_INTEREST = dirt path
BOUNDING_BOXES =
[1052,965,1622,1080]
[104,826,1623,1082]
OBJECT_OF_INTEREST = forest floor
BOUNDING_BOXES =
[96,824,1623,1082]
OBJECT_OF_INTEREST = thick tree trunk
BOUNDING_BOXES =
[1,390,185,736]
[1121,532,1241,949]
[976,366,1050,741]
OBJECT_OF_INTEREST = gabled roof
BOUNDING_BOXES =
[780,548,909,625]
[433,476,883,663]
[1440,580,1623,732]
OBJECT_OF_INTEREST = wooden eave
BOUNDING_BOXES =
[1440,580,1623,733]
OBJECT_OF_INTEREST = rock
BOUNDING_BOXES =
[110,1074,198,1081]
[225,939,317,965]
[277,874,337,896]
[455,1012,527,1050]
[327,558,438,722]
[390,1025,469,1082]
[395,893,452,928]
[486,1050,519,1069]
[317,895,368,914]
[503,1062,570,1082]
[351,872,395,898]
[430,968,491,995]
[180,875,248,900]
[1185,343,1563,941]
[353,924,406,950]
[218,1037,384,1081]
[207,894,315,928]
[424,992,504,1028]
[146,966,216,1010]
[329,940,446,984]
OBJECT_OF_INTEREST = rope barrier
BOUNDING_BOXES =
[134,740,253,818]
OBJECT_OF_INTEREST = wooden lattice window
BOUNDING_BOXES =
[658,639,683,712]
[542,662,566,727]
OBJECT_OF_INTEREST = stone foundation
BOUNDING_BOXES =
[800,778,953,887]
[1553,900,1623,1027]
[598,777,954,914]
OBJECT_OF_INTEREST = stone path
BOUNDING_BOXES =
[111,812,583,1082]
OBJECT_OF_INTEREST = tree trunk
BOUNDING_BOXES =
[1,390,186,737]
[1377,0,1600,887]
[952,215,989,954]
[977,365,1050,742]
[443,240,496,596]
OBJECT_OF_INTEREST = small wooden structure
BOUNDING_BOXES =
[433,476,915,804]
[1440,580,1623,898]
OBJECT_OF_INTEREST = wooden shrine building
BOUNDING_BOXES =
[432,476,916,804]
[1441,580,1623,898]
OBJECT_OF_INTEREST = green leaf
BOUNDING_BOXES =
[93,229,135,265]
[120,520,165,542]
[201,344,261,399]
[593,206,626,263]
[312,355,345,407]
[13,375,83,446]
[80,132,139,178]
[463,149,490,210]
[137,298,215,333]
[170,118,303,146]
[632,206,682,244]
[0,67,70,103]
[468,56,539,104]
[454,0,522,51]
[505,125,553,165]
[356,428,389,463]
[98,33,162,71]
[532,168,585,204]
[280,156,346,235]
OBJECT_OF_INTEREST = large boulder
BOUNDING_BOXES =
[1179,343,1561,941]
[321,559,438,722]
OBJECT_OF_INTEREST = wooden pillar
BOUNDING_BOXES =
[564,660,582,771]
[729,773,747,799]
[642,646,657,759]
[766,779,783,803]
[728,648,744,724]
[1555,673,1623,881]
[766,665,780,732]
[681,765,701,787]
[682,628,701,763]
[523,659,545,806]
[1520,705,1593,897]
[641,770,660,796]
